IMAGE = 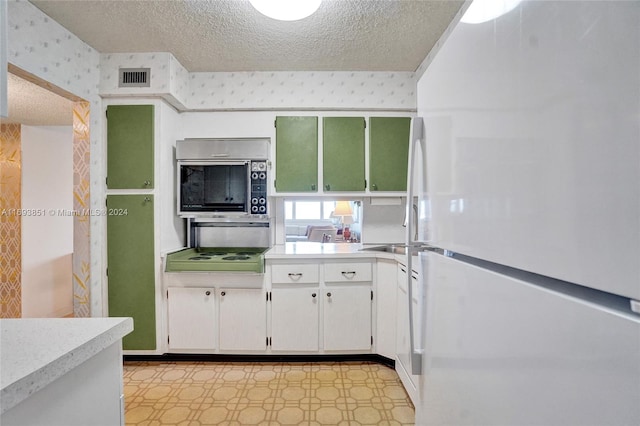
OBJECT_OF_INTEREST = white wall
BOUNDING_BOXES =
[159,102,185,253]
[21,125,73,317]
[361,198,406,244]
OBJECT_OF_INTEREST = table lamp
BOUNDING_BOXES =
[333,201,354,240]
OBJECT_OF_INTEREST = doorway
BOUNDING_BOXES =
[0,67,90,318]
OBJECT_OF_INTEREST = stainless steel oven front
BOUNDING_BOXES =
[176,138,269,218]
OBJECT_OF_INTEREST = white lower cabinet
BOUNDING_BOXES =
[271,287,319,351]
[396,264,420,403]
[218,288,267,351]
[166,257,381,355]
[322,261,373,351]
[323,286,372,351]
[267,260,373,353]
[376,259,398,359]
[167,287,216,351]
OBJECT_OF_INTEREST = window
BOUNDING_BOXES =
[284,200,361,242]
[285,201,337,220]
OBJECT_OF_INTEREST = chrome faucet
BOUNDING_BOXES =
[321,233,332,243]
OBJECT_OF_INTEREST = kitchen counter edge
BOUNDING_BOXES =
[265,243,403,260]
[0,317,133,414]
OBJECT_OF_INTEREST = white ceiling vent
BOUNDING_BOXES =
[119,68,151,87]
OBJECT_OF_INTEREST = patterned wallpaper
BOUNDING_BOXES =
[72,102,91,317]
[0,123,21,318]
[100,53,417,111]
[169,54,190,107]
[188,71,416,110]
[8,0,102,317]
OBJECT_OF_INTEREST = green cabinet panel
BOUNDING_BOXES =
[275,116,318,192]
[107,195,156,350]
[323,117,366,191]
[107,105,154,189]
[369,117,411,191]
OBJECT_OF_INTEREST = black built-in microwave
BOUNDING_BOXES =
[176,139,269,218]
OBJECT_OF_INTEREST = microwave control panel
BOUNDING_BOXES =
[250,161,268,214]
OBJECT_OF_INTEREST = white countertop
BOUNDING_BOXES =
[265,243,421,273]
[266,242,372,258]
[265,242,401,259]
[0,317,133,414]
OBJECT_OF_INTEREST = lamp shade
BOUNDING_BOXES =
[333,201,353,216]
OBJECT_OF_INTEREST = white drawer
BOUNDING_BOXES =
[271,264,319,284]
[324,262,372,282]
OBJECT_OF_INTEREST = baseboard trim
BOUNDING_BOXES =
[124,353,395,369]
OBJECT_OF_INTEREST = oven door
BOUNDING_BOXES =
[178,161,250,216]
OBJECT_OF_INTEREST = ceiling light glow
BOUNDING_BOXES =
[249,0,321,21]
[460,0,522,24]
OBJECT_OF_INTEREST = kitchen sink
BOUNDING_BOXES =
[360,244,410,255]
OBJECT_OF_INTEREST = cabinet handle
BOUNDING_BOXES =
[205,291,211,296]
[288,273,302,281]
[143,180,151,187]
[221,291,226,296]
[312,293,317,298]
[372,183,377,190]
[143,196,151,204]
[325,184,331,191]
[341,271,356,279]
[327,292,332,297]
[311,184,316,190]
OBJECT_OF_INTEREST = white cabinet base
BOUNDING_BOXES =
[323,286,372,351]
[219,288,266,351]
[1,343,124,426]
[167,287,216,351]
[271,287,320,351]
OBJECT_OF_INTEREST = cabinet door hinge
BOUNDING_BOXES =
[371,290,373,301]
[106,177,108,186]
[371,336,373,346]
[267,337,272,346]
[269,337,272,346]
[274,119,277,128]
[106,268,108,277]
[166,290,169,299]
[168,336,170,344]
[363,118,366,128]
[106,109,108,119]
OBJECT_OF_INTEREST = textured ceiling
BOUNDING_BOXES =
[0,73,74,126]
[29,0,465,72]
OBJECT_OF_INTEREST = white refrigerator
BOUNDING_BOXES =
[406,1,640,425]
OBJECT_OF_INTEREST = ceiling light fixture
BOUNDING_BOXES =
[249,0,321,21]
[460,0,522,24]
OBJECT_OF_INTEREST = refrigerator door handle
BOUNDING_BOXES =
[406,117,425,375]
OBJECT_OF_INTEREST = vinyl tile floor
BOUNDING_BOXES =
[123,361,415,425]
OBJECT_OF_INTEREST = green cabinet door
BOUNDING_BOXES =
[323,117,366,191]
[275,116,318,192]
[107,195,155,350]
[107,105,154,189]
[369,117,411,191]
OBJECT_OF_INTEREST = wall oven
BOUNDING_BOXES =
[176,138,270,218]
